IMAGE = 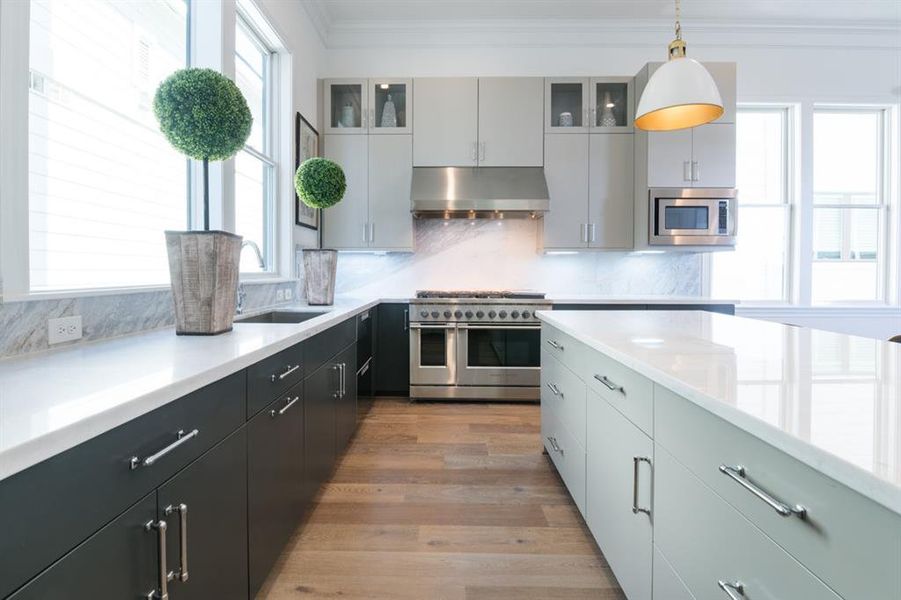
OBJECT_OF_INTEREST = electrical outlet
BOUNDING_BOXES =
[276,289,285,301]
[48,315,83,345]
[284,288,293,300]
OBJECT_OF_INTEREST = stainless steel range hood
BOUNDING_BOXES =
[411,167,549,218]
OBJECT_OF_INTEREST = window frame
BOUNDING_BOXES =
[234,9,278,277]
[810,105,891,305]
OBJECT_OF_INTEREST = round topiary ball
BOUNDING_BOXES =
[295,158,346,209]
[153,68,252,161]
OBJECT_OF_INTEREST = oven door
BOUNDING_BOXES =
[409,323,457,386]
[455,323,541,387]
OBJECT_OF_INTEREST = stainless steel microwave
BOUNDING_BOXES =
[649,188,737,247]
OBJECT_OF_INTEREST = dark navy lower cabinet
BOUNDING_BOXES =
[304,361,338,501]
[158,428,248,600]
[375,303,409,395]
[8,493,158,599]
[335,343,359,453]
[247,385,305,598]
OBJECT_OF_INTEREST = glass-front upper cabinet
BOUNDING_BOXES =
[369,78,412,134]
[545,77,590,133]
[590,77,634,132]
[325,79,368,134]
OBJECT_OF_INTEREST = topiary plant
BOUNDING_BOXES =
[294,157,346,209]
[153,68,252,230]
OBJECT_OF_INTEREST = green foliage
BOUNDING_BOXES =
[294,158,346,209]
[153,68,252,161]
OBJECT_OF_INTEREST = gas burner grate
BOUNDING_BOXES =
[415,290,546,300]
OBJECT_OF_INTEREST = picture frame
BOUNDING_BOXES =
[295,112,320,230]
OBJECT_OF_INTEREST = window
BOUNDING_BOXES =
[28,0,188,291]
[711,107,792,301]
[811,109,887,303]
[234,14,275,274]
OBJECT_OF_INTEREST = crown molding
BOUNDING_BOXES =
[299,0,332,47]
[318,17,901,51]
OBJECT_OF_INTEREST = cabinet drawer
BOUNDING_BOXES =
[305,317,356,376]
[0,372,245,599]
[247,342,305,417]
[540,350,587,448]
[656,385,901,600]
[653,546,695,600]
[540,324,586,374]
[542,409,586,515]
[582,350,653,435]
[655,446,842,600]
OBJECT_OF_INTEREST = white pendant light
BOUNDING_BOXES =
[635,0,723,131]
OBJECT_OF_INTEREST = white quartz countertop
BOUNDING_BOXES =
[0,297,380,481]
[538,309,901,515]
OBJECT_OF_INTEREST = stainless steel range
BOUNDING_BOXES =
[409,290,551,401]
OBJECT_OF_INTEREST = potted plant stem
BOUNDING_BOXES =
[294,157,346,305]
[153,68,252,334]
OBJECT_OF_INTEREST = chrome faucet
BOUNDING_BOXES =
[241,240,266,270]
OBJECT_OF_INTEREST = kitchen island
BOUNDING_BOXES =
[538,309,900,600]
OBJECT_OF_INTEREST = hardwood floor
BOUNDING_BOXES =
[257,398,625,600]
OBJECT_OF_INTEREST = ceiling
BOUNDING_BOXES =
[305,0,901,28]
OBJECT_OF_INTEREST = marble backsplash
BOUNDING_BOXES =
[334,219,702,297]
[0,280,299,359]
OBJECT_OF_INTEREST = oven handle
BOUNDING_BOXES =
[456,324,541,330]
[409,323,456,330]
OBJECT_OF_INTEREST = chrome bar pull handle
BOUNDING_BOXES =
[363,222,369,243]
[471,142,478,162]
[131,430,199,470]
[164,504,189,583]
[692,160,700,182]
[546,339,564,351]
[683,160,691,181]
[594,374,624,395]
[632,456,652,516]
[545,382,562,397]
[370,223,375,244]
[403,309,409,331]
[479,141,486,161]
[332,364,341,398]
[589,223,596,242]
[146,519,170,599]
[271,364,300,382]
[718,580,745,599]
[271,395,300,418]
[719,465,807,518]
[340,363,347,398]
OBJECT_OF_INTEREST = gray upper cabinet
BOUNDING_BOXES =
[477,77,544,166]
[646,124,736,189]
[368,135,413,250]
[413,77,479,166]
[322,133,413,251]
[589,133,633,248]
[543,133,634,250]
[543,134,589,248]
[589,77,634,132]
[413,77,543,167]
[323,134,369,248]
[324,79,368,135]
[369,78,412,135]
[545,77,590,134]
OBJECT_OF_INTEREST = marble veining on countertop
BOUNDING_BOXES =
[538,309,901,515]
[0,298,379,481]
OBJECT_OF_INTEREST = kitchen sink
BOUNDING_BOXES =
[236,309,328,324]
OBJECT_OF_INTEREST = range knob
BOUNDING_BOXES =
[420,310,429,318]
[522,310,531,319]
[444,310,452,319]
[465,310,474,318]
[454,310,463,318]
[476,310,484,318]
[511,310,520,319]
[498,310,508,319]
[488,310,497,319]
[431,311,440,318]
